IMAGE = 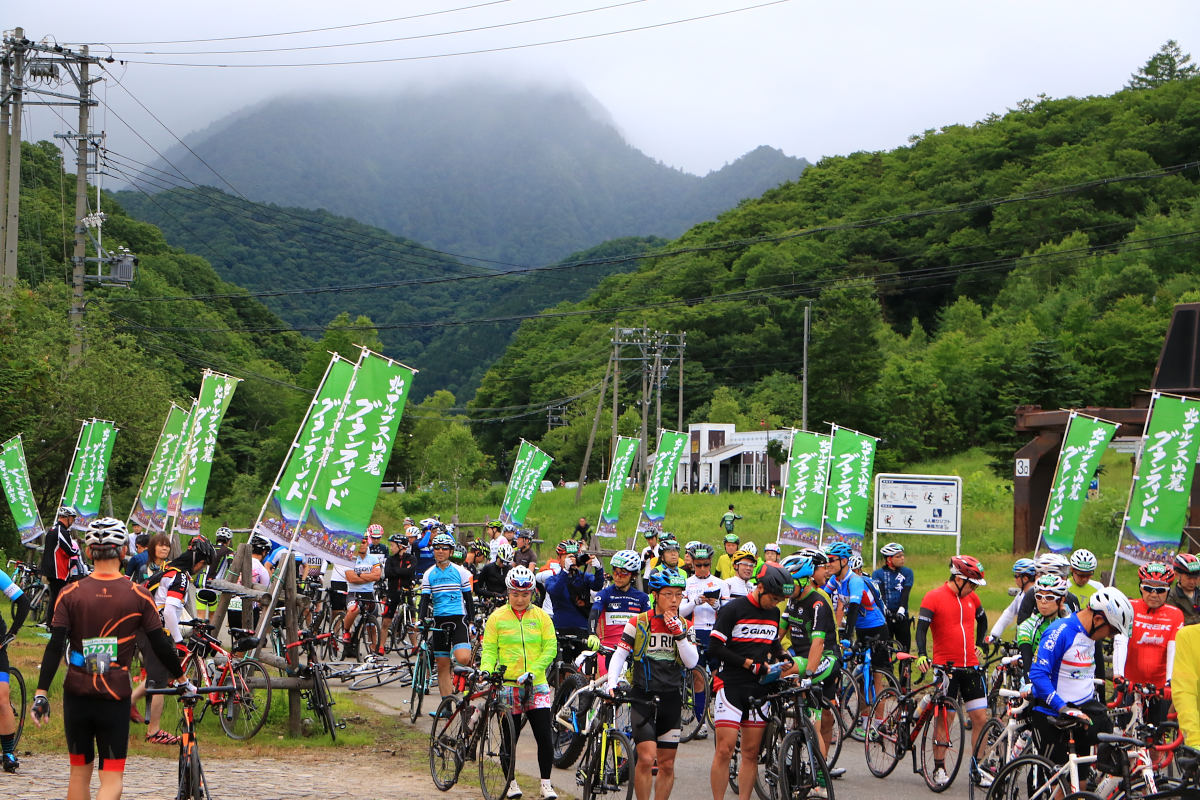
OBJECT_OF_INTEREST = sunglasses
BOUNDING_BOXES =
[432,545,452,551]
[693,562,712,568]
[1141,584,1168,594]
[1034,593,1061,602]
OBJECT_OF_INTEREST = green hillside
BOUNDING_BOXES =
[469,76,1200,477]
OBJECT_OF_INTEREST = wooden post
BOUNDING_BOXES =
[208,542,246,637]
[284,558,302,737]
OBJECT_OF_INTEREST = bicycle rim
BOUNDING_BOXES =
[429,696,464,791]
[755,720,783,800]
[584,729,634,800]
[823,701,845,770]
[312,672,337,741]
[551,672,592,768]
[190,746,212,800]
[219,660,272,740]
[408,651,428,724]
[779,725,835,800]
[863,687,903,779]
[919,697,965,792]
[679,667,705,743]
[6,667,25,749]
[479,706,517,800]
[358,620,381,661]
[837,669,865,742]
[987,754,1064,800]
[969,718,1006,800]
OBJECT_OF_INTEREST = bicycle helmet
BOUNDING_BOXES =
[470,539,490,555]
[388,533,405,544]
[215,526,233,543]
[250,535,272,555]
[723,533,740,544]
[84,517,127,548]
[685,540,701,553]
[494,542,515,563]
[505,565,536,591]
[443,524,456,537]
[502,523,516,534]
[450,542,466,563]
[732,548,757,565]
[765,542,781,554]
[1012,558,1037,577]
[643,529,659,540]
[825,542,853,561]
[949,555,986,585]
[188,535,217,566]
[57,504,79,518]
[754,564,795,598]
[1088,587,1134,637]
[799,547,829,566]
[556,539,579,556]
[405,525,421,537]
[646,567,688,592]
[1069,549,1098,573]
[781,554,815,581]
[1138,561,1175,586]
[848,554,863,572]
[880,542,904,558]
[431,532,455,549]
[1032,573,1069,598]
[366,523,384,539]
[610,550,643,572]
[515,528,531,539]
[741,541,758,557]
[659,538,680,552]
[688,543,714,561]
[1175,552,1200,575]
[660,531,677,543]
[1035,552,1070,576]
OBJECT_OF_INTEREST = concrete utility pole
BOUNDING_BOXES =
[1,28,24,291]
[575,354,612,504]
[68,48,90,364]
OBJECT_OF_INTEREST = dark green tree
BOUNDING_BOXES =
[1127,40,1198,89]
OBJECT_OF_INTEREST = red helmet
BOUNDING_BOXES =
[1138,561,1175,586]
[949,555,986,586]
[1174,553,1200,576]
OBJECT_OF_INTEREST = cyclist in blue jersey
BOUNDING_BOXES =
[546,544,605,662]
[591,550,651,676]
[872,542,915,652]
[419,532,475,704]
[0,566,31,771]
[415,521,438,576]
[827,543,888,735]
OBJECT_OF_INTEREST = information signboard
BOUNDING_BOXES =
[871,473,963,570]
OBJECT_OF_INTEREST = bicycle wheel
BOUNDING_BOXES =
[311,670,337,741]
[581,728,635,800]
[479,704,517,800]
[863,687,904,779]
[6,667,25,749]
[349,665,408,690]
[836,669,864,741]
[408,648,430,724]
[970,718,1007,800]
[821,703,846,770]
[218,659,273,740]
[779,722,836,800]
[754,719,786,800]
[429,696,465,791]
[187,744,212,800]
[986,754,1064,800]
[919,696,965,792]
[358,620,381,661]
[551,671,592,768]
[322,613,345,660]
[705,671,716,729]
[679,667,706,743]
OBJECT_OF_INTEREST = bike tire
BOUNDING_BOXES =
[479,703,517,800]
[430,696,465,791]
[582,727,635,800]
[779,722,836,800]
[551,671,592,768]
[863,686,904,779]
[219,659,273,741]
[822,701,846,770]
[311,670,337,742]
[322,613,345,661]
[349,665,408,690]
[985,754,1064,800]
[6,666,25,749]
[754,718,786,800]
[408,648,430,724]
[679,667,706,743]
[357,619,381,661]
[969,717,1006,800]
[836,668,865,742]
[188,743,212,800]
[919,695,965,792]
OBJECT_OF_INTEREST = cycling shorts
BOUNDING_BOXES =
[942,668,987,712]
[329,581,348,612]
[432,614,470,657]
[505,683,553,713]
[629,687,683,748]
[0,644,8,679]
[381,592,405,619]
[64,693,130,771]
[347,593,375,615]
[712,682,769,731]
[856,625,892,675]
[195,587,219,609]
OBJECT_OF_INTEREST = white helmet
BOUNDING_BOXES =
[848,554,863,572]
[880,542,904,557]
[741,541,758,557]
[610,549,643,572]
[1035,552,1070,577]
[1088,587,1134,637]
[505,565,536,591]
[1069,549,1098,573]
[494,542,514,564]
[85,517,128,548]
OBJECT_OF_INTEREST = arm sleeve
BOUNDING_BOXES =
[898,569,914,610]
[1030,624,1066,712]
[680,587,697,618]
[37,626,67,692]
[677,631,699,669]
[915,606,933,657]
[9,593,29,635]
[606,645,631,692]
[162,599,184,643]
[1168,638,1177,683]
[463,590,475,619]
[417,593,431,620]
[1112,633,1128,677]
[706,605,736,668]
[990,594,1020,639]
[1019,642,1034,675]
[844,602,860,636]
[589,605,601,632]
[974,602,988,648]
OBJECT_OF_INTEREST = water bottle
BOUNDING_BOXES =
[1008,729,1029,760]
[915,692,932,719]
[1095,774,1121,799]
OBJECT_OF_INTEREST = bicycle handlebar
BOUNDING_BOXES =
[146,684,237,697]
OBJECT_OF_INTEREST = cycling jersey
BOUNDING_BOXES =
[835,571,887,630]
[420,562,473,617]
[681,574,728,631]
[349,553,385,594]
[1030,614,1097,715]
[725,575,751,598]
[415,529,435,575]
[480,603,557,686]
[1113,599,1182,686]
[871,564,914,613]
[592,584,651,647]
[784,588,836,658]
[917,583,985,668]
[487,534,511,563]
[1015,611,1067,673]
[714,551,735,581]
[41,521,83,582]
[611,612,698,693]
[708,593,784,691]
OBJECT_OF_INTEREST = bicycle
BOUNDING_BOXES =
[146,683,237,800]
[283,629,343,741]
[863,664,969,792]
[0,635,25,750]
[385,587,420,655]
[405,620,452,724]
[575,686,636,800]
[982,643,1024,719]
[340,594,382,662]
[840,637,899,741]
[970,687,1039,800]
[178,619,272,740]
[777,693,839,800]
[6,561,45,625]
[729,679,830,800]
[429,665,519,800]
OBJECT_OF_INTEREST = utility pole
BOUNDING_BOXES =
[575,353,612,504]
[639,334,650,486]
[1,28,24,291]
[610,338,620,466]
[68,47,90,364]
[678,332,685,432]
[802,302,810,431]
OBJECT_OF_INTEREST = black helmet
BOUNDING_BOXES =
[754,564,795,597]
[188,535,217,565]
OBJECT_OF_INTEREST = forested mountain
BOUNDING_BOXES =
[113,186,666,400]
[138,83,808,265]
[469,76,1200,477]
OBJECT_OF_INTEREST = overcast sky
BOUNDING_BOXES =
[10,1,1200,176]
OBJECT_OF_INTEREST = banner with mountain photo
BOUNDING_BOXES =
[173,372,242,537]
[150,405,191,532]
[61,419,118,532]
[290,351,415,566]
[777,430,832,549]
[635,429,688,538]
[1,436,45,545]
[596,436,639,538]
[1038,412,1117,554]
[821,425,877,554]
[255,354,357,547]
[499,440,554,528]
[128,404,190,533]
[1116,393,1200,567]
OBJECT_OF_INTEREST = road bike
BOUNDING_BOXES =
[982,643,1023,720]
[6,561,45,625]
[575,686,636,800]
[840,637,899,741]
[0,635,25,750]
[283,629,342,741]
[179,619,272,740]
[970,687,1039,800]
[428,665,519,800]
[146,683,237,800]
[405,620,452,723]
[729,679,834,800]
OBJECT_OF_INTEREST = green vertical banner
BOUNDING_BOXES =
[777,430,832,549]
[255,354,356,547]
[597,436,639,539]
[61,419,118,532]
[129,404,189,532]
[1,435,45,545]
[821,425,877,555]
[635,429,688,538]
[1039,412,1117,554]
[1116,393,1200,567]
[174,372,241,537]
[152,405,191,532]
[499,440,554,528]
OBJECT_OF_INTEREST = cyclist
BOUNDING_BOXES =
[364,523,387,555]
[1029,587,1132,773]
[605,567,699,800]
[831,545,889,735]
[1113,561,1183,724]
[513,529,537,569]
[591,550,651,675]
[707,564,796,800]
[1169,552,1200,625]
[1017,552,1077,624]
[724,548,758,599]
[985,557,1038,646]
[32,517,192,799]
[379,532,416,656]
[914,555,990,784]
[762,542,781,564]
[680,543,725,736]
[40,505,83,621]
[1015,573,1071,674]
[480,565,558,800]
[643,536,682,579]
[639,530,661,574]
[0,560,31,771]
[714,533,740,580]
[719,504,742,537]
[123,533,151,580]
[872,542,915,652]
[414,520,438,577]
[545,544,604,658]
[418,532,475,703]
[195,526,234,623]
[781,553,839,779]
[1173,622,1200,744]
[341,536,384,659]
[1067,549,1104,604]
[477,541,514,605]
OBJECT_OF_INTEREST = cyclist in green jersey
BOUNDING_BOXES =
[1015,574,1070,675]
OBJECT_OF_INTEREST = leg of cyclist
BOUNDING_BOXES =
[342,596,361,656]
[736,723,767,800]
